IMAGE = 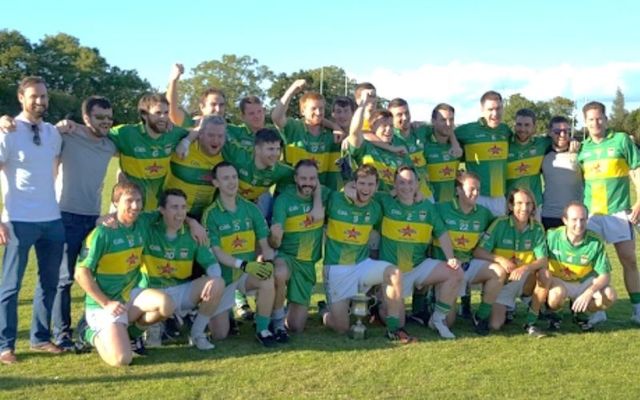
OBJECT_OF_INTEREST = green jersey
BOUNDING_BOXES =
[433,199,494,262]
[478,215,547,265]
[271,185,330,262]
[546,226,611,282]
[578,130,640,215]
[506,136,551,207]
[378,192,447,272]
[392,126,428,172]
[164,140,223,218]
[76,213,155,310]
[281,119,342,190]
[423,127,461,202]
[455,119,512,197]
[109,123,188,210]
[201,196,270,284]
[222,142,294,201]
[227,124,255,150]
[139,219,218,289]
[324,191,382,266]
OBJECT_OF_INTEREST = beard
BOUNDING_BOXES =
[148,119,168,134]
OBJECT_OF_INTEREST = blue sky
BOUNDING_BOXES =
[6,0,640,124]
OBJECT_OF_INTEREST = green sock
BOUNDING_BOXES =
[477,302,492,320]
[127,325,145,339]
[434,301,451,315]
[629,292,640,305]
[85,327,97,346]
[255,315,271,333]
[526,309,539,325]
[412,292,426,314]
[385,316,400,332]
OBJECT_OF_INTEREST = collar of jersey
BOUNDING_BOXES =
[584,129,615,143]
[452,198,477,213]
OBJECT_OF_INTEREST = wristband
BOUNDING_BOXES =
[235,259,244,269]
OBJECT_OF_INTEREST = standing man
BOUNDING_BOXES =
[331,96,356,133]
[578,101,640,323]
[455,91,512,216]
[0,76,66,364]
[227,96,267,149]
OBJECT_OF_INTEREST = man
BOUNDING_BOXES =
[424,103,462,203]
[378,166,463,339]
[474,188,549,337]
[109,93,196,210]
[163,115,226,219]
[541,116,584,229]
[227,95,267,149]
[320,164,416,343]
[139,189,225,350]
[167,63,226,128]
[505,109,551,220]
[455,91,512,216]
[353,82,377,132]
[52,96,118,350]
[578,101,640,324]
[0,76,66,364]
[546,201,617,331]
[271,79,343,190]
[74,182,174,367]
[331,96,356,132]
[201,162,279,346]
[269,160,328,333]
[433,172,500,335]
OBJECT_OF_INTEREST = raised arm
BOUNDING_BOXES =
[271,79,307,130]
[348,91,375,149]
[167,63,186,126]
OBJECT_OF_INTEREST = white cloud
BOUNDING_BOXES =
[351,62,640,126]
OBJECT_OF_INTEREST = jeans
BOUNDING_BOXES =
[52,212,97,341]
[0,219,65,351]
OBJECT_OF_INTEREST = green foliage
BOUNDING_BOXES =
[623,108,640,143]
[504,93,575,133]
[0,30,151,123]
[610,87,628,132]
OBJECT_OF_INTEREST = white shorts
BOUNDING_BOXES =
[495,271,531,308]
[161,282,196,315]
[460,259,491,296]
[402,258,441,298]
[85,307,129,335]
[551,276,603,301]
[587,211,635,244]
[477,195,506,217]
[324,258,392,304]
[212,274,250,317]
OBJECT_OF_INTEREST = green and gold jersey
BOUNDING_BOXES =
[76,213,155,310]
[222,142,294,201]
[455,119,512,197]
[423,128,461,203]
[392,126,428,171]
[109,123,188,210]
[164,140,223,218]
[546,226,610,281]
[578,130,640,215]
[324,191,383,266]
[281,119,342,190]
[377,192,447,272]
[506,136,551,207]
[272,185,330,262]
[478,215,547,265]
[227,124,255,150]
[201,196,270,284]
[140,219,218,289]
[433,199,494,262]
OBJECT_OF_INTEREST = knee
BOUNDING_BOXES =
[384,266,402,285]
[160,296,176,318]
[108,352,132,367]
[494,267,507,283]
[452,268,465,284]
[212,278,225,298]
[274,265,289,286]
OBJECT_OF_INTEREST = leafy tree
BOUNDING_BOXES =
[623,108,640,143]
[503,93,535,129]
[609,87,627,132]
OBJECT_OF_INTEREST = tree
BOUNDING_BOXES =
[623,108,640,143]
[610,87,627,132]
[0,30,36,113]
[181,55,274,123]
[503,93,535,129]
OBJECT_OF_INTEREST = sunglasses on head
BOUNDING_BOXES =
[31,124,41,146]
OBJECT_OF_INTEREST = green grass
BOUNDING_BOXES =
[2,159,640,399]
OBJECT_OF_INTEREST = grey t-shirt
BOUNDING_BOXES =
[541,150,583,218]
[58,130,117,215]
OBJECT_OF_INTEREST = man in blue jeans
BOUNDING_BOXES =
[0,76,65,364]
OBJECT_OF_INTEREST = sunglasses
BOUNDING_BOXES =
[31,124,41,146]
[551,128,570,135]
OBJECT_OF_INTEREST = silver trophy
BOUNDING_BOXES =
[349,293,370,340]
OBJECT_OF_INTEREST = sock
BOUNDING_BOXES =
[271,307,285,330]
[477,302,492,320]
[629,292,640,305]
[460,294,471,311]
[526,308,539,325]
[128,324,145,339]
[385,316,400,332]
[412,292,426,314]
[190,313,210,338]
[256,314,271,333]
[433,301,451,321]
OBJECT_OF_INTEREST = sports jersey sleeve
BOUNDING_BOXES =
[622,133,640,169]
[195,243,219,267]
[76,227,106,272]
[429,202,448,238]
[271,193,288,227]
[532,223,548,259]
[478,219,500,252]
[107,125,125,151]
[201,207,221,247]
[221,141,252,167]
[282,118,305,142]
[250,204,270,240]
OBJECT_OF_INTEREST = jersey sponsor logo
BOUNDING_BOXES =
[134,146,146,153]
[503,239,513,245]
[607,147,616,157]
[418,210,427,221]
[149,244,161,251]
[390,209,402,216]
[580,255,589,265]
[113,238,125,245]
[524,240,531,250]
[164,250,175,260]
[180,248,189,258]
[288,205,300,212]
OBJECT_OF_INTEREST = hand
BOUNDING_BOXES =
[568,139,581,153]
[509,265,529,281]
[628,202,640,225]
[447,258,461,270]
[289,79,307,94]
[344,181,357,201]
[449,144,463,158]
[571,289,594,313]
[55,119,78,134]
[99,213,118,229]
[104,300,127,316]
[242,261,273,280]
[187,219,209,246]
[358,90,375,107]
[0,115,16,134]
[414,189,424,203]
[200,279,215,302]
[176,138,191,160]
[389,145,408,156]
[497,257,518,274]
[170,63,184,81]
[0,223,10,245]
[333,129,347,144]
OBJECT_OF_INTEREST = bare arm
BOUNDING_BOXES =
[167,63,186,126]
[75,268,126,316]
[258,238,275,261]
[629,167,640,223]
[268,224,283,249]
[348,92,375,149]
[212,245,243,269]
[271,79,306,130]
[473,247,517,273]
[572,273,610,312]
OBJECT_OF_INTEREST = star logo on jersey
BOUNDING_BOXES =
[302,215,315,228]
[126,253,139,266]
[239,187,253,197]
[200,172,212,183]
[562,267,574,279]
[345,227,361,240]
[381,168,394,181]
[592,162,602,174]
[399,225,416,237]
[159,263,175,276]
[454,235,469,247]
[489,145,502,155]
[516,162,530,174]
[412,155,422,165]
[440,165,454,177]
[232,235,247,249]
[145,162,163,174]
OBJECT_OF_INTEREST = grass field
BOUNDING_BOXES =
[2,159,640,399]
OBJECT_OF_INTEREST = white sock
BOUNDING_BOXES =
[190,313,210,338]
[271,307,285,329]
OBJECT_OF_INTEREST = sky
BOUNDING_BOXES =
[5,0,640,125]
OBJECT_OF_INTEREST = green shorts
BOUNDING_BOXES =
[279,253,317,306]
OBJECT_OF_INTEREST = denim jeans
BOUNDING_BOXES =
[52,212,97,341]
[0,219,65,351]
